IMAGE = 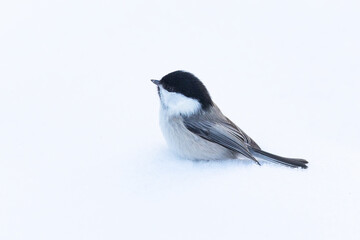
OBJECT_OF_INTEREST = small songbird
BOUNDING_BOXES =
[151,71,308,168]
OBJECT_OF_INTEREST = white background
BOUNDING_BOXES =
[1,0,359,239]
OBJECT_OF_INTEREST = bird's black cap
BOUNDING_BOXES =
[155,71,213,110]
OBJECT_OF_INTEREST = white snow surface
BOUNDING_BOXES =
[1,1,360,239]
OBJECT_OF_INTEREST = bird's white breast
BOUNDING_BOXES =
[159,106,236,161]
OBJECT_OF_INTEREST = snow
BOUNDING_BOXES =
[1,0,359,239]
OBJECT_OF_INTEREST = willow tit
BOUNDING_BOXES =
[151,71,308,169]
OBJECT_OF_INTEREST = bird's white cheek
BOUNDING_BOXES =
[159,86,201,116]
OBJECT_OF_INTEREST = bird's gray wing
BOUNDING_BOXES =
[183,116,260,165]
[224,117,261,150]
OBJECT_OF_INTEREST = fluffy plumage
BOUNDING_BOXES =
[152,71,308,168]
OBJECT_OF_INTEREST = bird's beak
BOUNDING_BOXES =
[151,79,160,86]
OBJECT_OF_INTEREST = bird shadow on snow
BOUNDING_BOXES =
[142,145,257,170]
[142,145,280,170]
[123,144,293,193]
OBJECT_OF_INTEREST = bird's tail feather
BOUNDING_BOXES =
[250,148,308,169]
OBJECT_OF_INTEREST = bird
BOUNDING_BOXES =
[151,70,308,169]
